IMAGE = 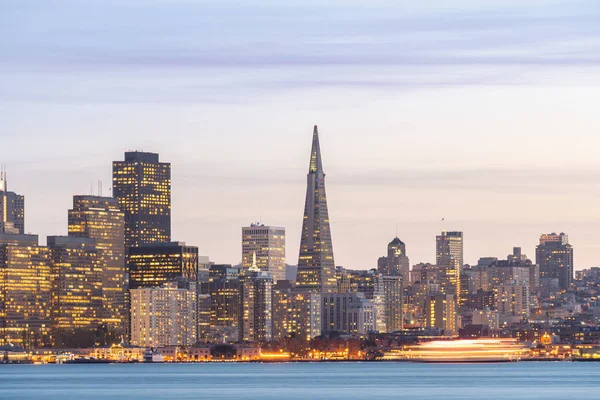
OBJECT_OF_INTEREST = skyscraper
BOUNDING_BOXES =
[373,275,403,333]
[241,223,285,282]
[68,195,125,333]
[436,231,464,303]
[0,167,25,234]
[377,237,410,279]
[536,232,573,290]
[48,236,103,346]
[296,126,336,292]
[112,151,171,249]
[0,233,51,348]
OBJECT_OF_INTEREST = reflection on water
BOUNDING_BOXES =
[2,362,599,400]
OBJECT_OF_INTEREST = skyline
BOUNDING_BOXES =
[3,0,600,269]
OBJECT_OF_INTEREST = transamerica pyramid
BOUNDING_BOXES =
[295,125,337,292]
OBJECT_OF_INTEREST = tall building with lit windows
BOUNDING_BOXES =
[536,232,573,290]
[68,195,125,333]
[0,233,52,348]
[128,242,198,290]
[130,282,197,347]
[242,223,285,282]
[0,167,25,234]
[373,275,403,333]
[436,231,463,304]
[112,151,171,249]
[238,259,273,342]
[48,236,103,346]
[296,126,336,292]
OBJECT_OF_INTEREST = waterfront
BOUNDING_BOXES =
[2,363,599,399]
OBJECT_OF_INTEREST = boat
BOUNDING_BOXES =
[143,349,165,363]
[383,338,529,363]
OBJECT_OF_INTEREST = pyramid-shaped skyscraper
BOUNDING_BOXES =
[296,125,336,292]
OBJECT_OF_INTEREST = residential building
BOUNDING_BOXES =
[130,282,196,347]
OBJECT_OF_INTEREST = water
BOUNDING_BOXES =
[1,362,598,399]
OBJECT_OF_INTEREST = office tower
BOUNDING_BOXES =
[241,223,285,282]
[128,242,198,289]
[321,292,375,335]
[0,234,51,348]
[204,264,241,342]
[535,232,573,290]
[112,151,171,249]
[130,282,197,347]
[373,275,403,333]
[436,231,464,303]
[377,237,410,280]
[238,256,273,342]
[48,236,103,346]
[296,126,336,292]
[68,195,125,332]
[0,168,25,234]
[426,294,457,334]
[496,284,530,324]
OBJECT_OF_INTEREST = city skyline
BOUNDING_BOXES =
[3,0,600,270]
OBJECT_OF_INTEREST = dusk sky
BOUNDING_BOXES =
[2,0,600,270]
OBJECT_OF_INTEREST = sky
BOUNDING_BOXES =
[2,0,600,270]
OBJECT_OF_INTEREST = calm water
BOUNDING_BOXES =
[1,362,598,399]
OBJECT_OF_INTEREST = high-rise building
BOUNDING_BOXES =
[296,126,336,292]
[373,275,403,333]
[0,234,51,348]
[377,237,410,279]
[436,231,464,303]
[321,292,375,335]
[196,294,211,342]
[238,256,273,342]
[68,195,125,333]
[204,264,241,342]
[496,284,530,324]
[241,223,285,282]
[536,232,573,290]
[426,294,457,334]
[0,168,24,234]
[112,151,171,249]
[130,282,197,347]
[48,236,103,346]
[128,242,198,289]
